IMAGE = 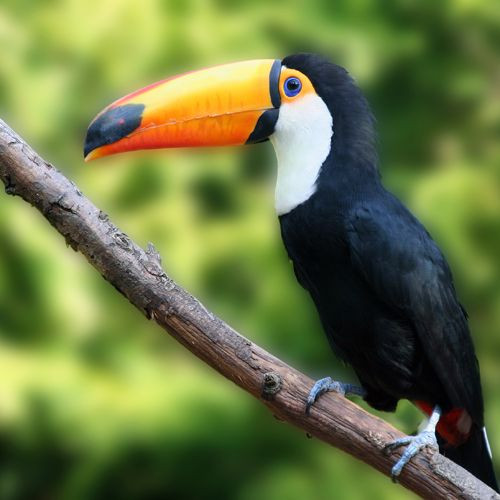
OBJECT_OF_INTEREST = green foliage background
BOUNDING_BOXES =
[1,0,499,498]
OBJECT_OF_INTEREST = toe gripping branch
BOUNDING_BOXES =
[306,376,367,414]
[384,405,441,481]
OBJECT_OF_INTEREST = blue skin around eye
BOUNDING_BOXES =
[284,77,302,97]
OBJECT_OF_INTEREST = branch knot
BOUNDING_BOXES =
[261,371,282,399]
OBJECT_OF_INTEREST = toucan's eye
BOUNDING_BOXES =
[284,77,302,97]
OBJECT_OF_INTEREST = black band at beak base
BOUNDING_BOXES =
[245,108,279,144]
[269,59,282,108]
[246,59,281,144]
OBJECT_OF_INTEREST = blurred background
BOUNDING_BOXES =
[1,0,499,498]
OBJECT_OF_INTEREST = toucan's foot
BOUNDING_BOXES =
[384,405,441,481]
[305,377,366,414]
[384,430,438,481]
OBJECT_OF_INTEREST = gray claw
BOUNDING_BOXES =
[306,377,348,414]
[384,430,438,481]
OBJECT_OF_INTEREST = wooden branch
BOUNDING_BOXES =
[0,118,497,500]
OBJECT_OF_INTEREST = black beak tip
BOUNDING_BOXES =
[83,103,145,159]
[83,138,94,159]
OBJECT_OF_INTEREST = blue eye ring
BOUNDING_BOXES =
[284,77,302,97]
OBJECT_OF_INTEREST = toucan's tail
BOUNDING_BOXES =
[438,425,498,492]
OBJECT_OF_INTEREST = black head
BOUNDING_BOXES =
[282,53,378,172]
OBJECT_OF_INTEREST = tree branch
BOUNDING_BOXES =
[0,118,497,500]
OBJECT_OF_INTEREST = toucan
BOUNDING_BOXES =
[84,53,498,490]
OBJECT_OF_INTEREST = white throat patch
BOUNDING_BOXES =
[270,93,333,215]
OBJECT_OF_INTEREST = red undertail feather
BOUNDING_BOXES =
[415,401,472,446]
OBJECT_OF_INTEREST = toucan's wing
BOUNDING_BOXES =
[346,197,483,424]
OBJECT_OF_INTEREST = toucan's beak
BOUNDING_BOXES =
[84,59,281,161]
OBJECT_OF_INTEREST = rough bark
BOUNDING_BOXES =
[0,118,497,499]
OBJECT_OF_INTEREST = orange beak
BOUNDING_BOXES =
[84,59,281,161]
